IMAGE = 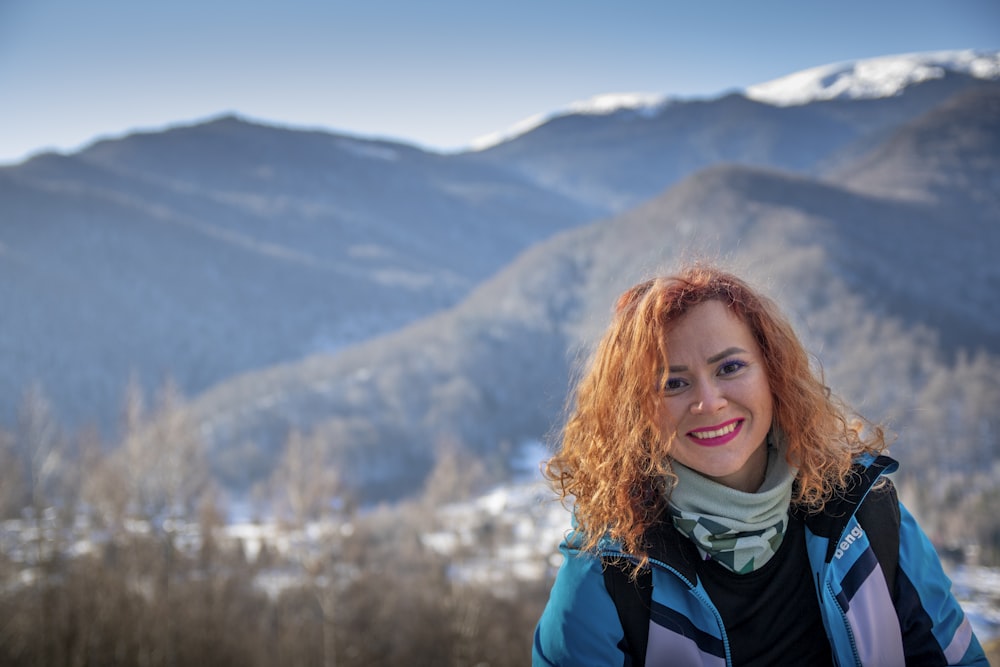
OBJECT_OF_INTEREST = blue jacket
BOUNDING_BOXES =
[533,456,987,666]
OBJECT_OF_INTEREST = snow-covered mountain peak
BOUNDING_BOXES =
[745,49,1000,107]
[469,50,999,150]
[565,92,669,115]
[469,92,668,151]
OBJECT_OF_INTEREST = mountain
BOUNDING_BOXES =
[745,49,1000,106]
[829,86,1000,211]
[464,52,1000,213]
[181,84,1000,503]
[0,116,596,429]
[470,50,1000,149]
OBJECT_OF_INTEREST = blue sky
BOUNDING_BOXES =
[1,0,997,165]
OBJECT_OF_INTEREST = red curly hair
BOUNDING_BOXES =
[544,264,886,566]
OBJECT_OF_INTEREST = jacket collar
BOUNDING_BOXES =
[801,454,897,561]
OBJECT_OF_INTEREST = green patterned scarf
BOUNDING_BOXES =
[668,442,796,575]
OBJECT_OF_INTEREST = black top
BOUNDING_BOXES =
[696,513,834,666]
[604,456,900,666]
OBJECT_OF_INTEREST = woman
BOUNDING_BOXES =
[533,265,986,666]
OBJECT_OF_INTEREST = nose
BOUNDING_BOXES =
[691,381,726,415]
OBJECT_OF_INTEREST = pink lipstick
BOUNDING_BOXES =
[687,419,743,447]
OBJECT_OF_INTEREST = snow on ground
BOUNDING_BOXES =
[423,478,570,590]
[950,565,1000,642]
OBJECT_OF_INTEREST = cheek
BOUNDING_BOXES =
[740,379,774,421]
[654,398,684,434]
[762,392,775,419]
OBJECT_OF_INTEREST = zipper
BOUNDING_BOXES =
[827,579,862,667]
[817,462,889,667]
[601,549,733,667]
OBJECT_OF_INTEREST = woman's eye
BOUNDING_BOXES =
[719,360,747,376]
[663,378,687,392]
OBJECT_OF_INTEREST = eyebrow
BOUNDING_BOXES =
[668,347,748,373]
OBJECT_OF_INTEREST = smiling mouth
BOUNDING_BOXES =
[688,419,743,445]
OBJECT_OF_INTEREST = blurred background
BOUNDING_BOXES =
[1,1,999,664]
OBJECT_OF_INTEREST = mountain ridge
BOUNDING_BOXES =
[465,74,1000,213]
[0,119,597,429]
[746,49,1000,106]
[472,49,1000,150]
[184,143,999,499]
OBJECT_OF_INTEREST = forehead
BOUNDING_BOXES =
[665,300,759,357]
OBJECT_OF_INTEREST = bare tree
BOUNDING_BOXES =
[420,436,488,512]
[268,428,344,527]
[16,383,65,518]
[123,378,212,527]
[267,428,352,666]
[11,383,69,666]
[0,426,25,520]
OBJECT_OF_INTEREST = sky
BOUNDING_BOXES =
[1,0,998,165]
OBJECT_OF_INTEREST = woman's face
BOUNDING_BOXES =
[658,300,774,492]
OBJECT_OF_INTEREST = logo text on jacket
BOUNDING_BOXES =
[834,525,865,560]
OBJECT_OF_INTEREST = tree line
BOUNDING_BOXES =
[0,381,551,666]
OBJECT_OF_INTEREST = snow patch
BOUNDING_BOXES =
[469,113,551,151]
[746,49,1000,107]
[566,92,669,117]
[470,92,668,150]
